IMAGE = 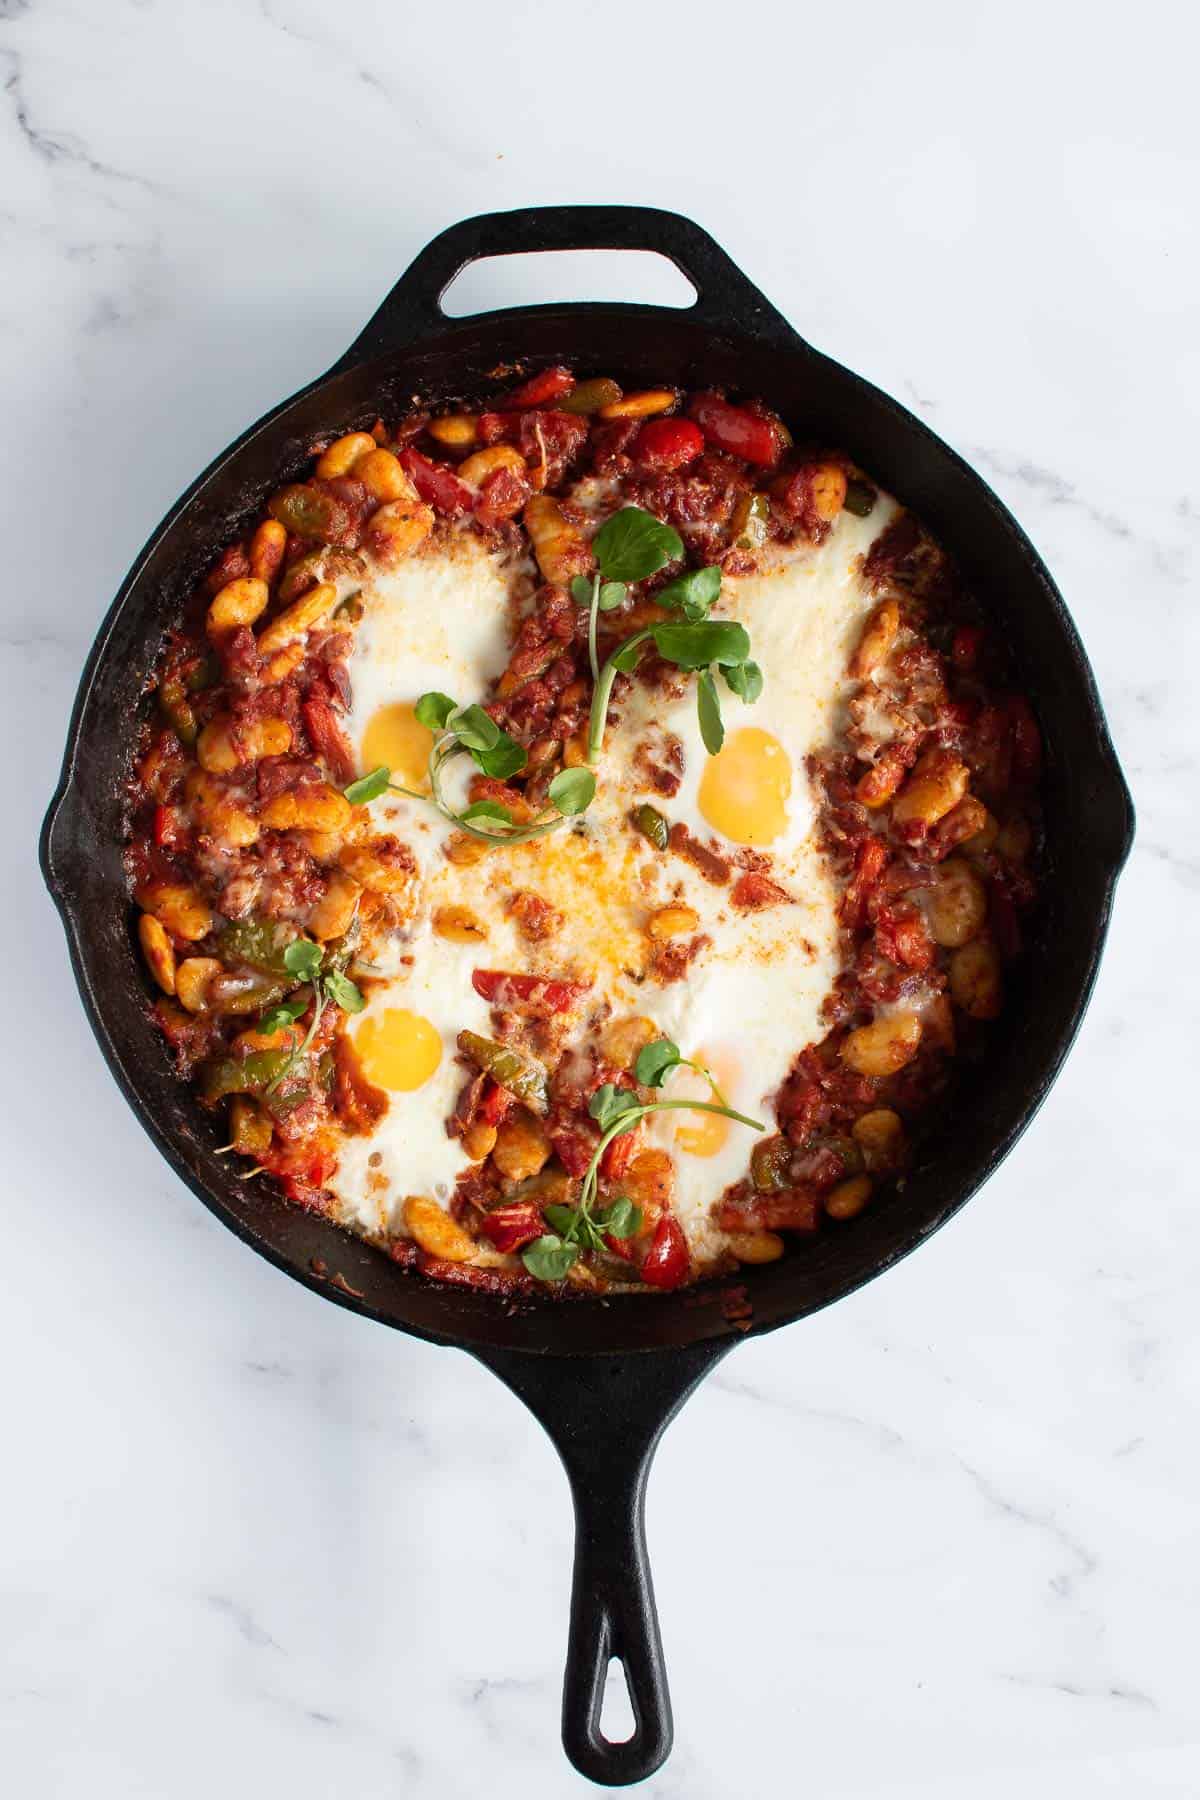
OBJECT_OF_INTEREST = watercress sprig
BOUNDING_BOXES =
[570,506,683,682]
[570,506,763,763]
[520,1038,764,1280]
[262,937,366,1096]
[344,692,596,846]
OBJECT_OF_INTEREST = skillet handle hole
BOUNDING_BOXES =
[599,1654,637,1747]
[439,249,698,318]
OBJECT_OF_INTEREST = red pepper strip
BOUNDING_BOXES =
[480,1202,545,1253]
[497,366,575,410]
[301,694,355,786]
[604,1231,636,1262]
[688,392,781,466]
[640,1214,690,1289]
[717,1187,821,1233]
[472,970,589,1014]
[416,1255,535,1295]
[398,448,473,517]
[632,417,704,474]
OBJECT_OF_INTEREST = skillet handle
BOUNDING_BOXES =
[475,1338,730,1785]
[338,205,797,364]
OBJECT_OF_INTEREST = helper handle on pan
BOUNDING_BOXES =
[338,205,799,365]
[475,1338,731,1787]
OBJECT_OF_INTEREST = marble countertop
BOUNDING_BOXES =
[5,0,1197,1792]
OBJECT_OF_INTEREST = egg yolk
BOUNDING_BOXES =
[354,1009,442,1091]
[698,727,791,846]
[361,702,433,792]
[673,1051,738,1157]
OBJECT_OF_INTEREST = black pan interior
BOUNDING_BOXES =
[42,303,1133,1358]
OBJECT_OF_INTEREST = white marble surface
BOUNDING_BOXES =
[4,0,1198,1792]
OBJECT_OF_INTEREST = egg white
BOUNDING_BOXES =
[321,498,898,1265]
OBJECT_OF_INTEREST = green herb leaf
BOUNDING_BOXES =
[593,506,682,583]
[548,767,596,816]
[522,1234,580,1282]
[598,580,627,611]
[543,1203,582,1242]
[460,800,514,825]
[588,1084,642,1133]
[651,620,751,671]
[257,993,309,1035]
[343,765,391,806]
[448,704,501,753]
[570,575,593,606]
[415,691,456,731]
[282,939,323,981]
[635,1038,682,1088]
[598,1197,642,1240]
[723,659,763,703]
[697,668,724,755]
[474,735,528,780]
[656,565,721,621]
[323,969,365,1014]
[610,636,645,674]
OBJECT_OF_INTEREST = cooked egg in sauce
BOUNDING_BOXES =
[317,490,898,1268]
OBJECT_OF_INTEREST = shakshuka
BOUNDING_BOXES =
[125,367,1041,1296]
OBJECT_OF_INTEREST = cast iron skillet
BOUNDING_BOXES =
[41,206,1134,1785]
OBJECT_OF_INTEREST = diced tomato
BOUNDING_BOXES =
[688,393,782,466]
[874,903,935,972]
[398,448,473,517]
[480,1202,544,1253]
[153,804,186,850]
[472,970,589,1014]
[497,366,575,410]
[632,418,704,474]
[476,1079,514,1127]
[301,694,355,785]
[475,465,531,526]
[640,1214,690,1289]
[840,834,889,929]
[476,411,518,447]
[600,1126,639,1181]
[603,1231,636,1261]
[731,872,791,910]
[549,1124,598,1179]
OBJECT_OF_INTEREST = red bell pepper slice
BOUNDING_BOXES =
[497,366,575,410]
[688,393,782,466]
[632,417,704,474]
[480,1202,545,1253]
[640,1213,690,1289]
[301,694,355,786]
[398,448,473,517]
